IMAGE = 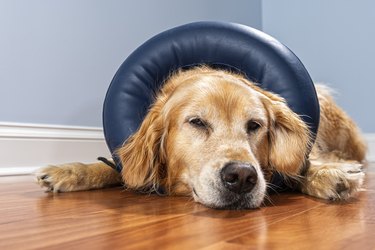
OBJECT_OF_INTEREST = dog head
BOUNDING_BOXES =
[117,67,310,209]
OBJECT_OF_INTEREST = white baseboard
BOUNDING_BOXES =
[0,122,374,176]
[366,133,375,162]
[0,122,110,176]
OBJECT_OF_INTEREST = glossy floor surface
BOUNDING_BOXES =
[1,164,374,250]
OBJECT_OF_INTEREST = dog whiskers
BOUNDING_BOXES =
[262,193,275,207]
[266,182,280,194]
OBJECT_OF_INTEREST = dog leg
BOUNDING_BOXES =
[35,162,122,193]
[301,160,364,200]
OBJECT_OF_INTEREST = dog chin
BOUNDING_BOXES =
[194,190,265,210]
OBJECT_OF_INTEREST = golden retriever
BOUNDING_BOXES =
[36,66,366,209]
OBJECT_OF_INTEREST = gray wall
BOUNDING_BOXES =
[0,0,261,127]
[262,0,375,133]
[3,0,373,133]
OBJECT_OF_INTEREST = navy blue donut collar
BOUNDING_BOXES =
[102,21,320,190]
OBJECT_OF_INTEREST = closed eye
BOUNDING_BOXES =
[246,120,262,134]
[188,117,210,130]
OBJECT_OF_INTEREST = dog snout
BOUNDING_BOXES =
[220,162,257,194]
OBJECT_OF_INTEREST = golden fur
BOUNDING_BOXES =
[36,67,366,209]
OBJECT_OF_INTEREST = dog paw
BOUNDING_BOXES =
[303,163,364,201]
[35,164,83,193]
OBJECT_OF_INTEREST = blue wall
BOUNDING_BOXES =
[0,0,261,127]
[262,0,375,132]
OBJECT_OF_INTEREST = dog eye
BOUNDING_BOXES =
[246,120,261,133]
[189,117,208,129]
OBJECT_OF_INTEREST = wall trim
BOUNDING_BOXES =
[0,122,109,176]
[365,133,375,163]
[0,122,104,140]
[0,122,374,176]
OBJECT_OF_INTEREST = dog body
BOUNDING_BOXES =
[37,67,366,209]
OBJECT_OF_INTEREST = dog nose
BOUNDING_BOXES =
[221,162,257,194]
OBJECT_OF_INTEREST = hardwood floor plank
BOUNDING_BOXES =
[220,173,375,250]
[227,195,375,249]
[0,165,373,249]
[32,196,322,250]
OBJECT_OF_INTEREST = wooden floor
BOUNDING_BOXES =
[1,165,374,250]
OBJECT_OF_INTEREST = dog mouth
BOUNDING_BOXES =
[216,200,256,210]
[193,188,199,197]
[207,196,260,210]
[217,193,260,210]
[193,187,261,210]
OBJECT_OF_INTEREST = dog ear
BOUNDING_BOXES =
[264,95,311,176]
[117,101,168,193]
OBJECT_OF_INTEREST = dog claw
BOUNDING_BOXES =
[40,175,48,180]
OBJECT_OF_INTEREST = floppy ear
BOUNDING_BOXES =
[265,96,311,176]
[117,101,168,193]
